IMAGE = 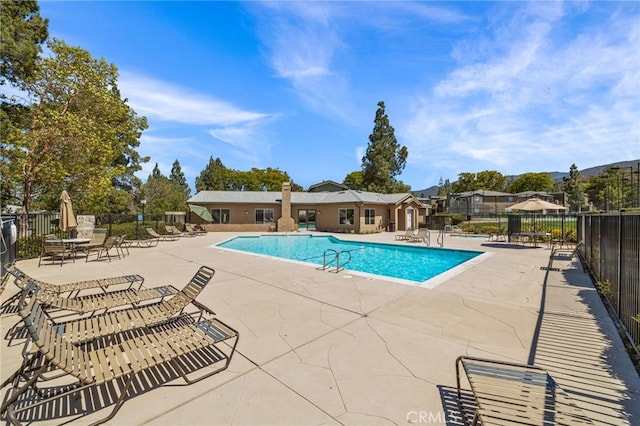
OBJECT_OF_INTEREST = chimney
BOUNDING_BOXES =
[277,182,295,231]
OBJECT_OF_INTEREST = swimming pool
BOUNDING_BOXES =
[215,235,488,287]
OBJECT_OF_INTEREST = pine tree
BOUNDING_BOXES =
[195,157,228,191]
[564,164,586,212]
[170,159,191,197]
[149,163,164,179]
[361,101,409,193]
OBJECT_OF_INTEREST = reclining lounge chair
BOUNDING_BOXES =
[2,264,177,318]
[165,225,189,237]
[147,228,179,241]
[185,223,207,236]
[395,228,417,241]
[0,284,238,426]
[52,266,216,343]
[408,228,429,243]
[455,356,592,425]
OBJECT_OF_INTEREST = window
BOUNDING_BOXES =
[211,208,230,224]
[339,208,355,225]
[364,208,375,225]
[255,208,274,224]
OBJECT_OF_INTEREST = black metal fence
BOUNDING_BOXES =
[578,212,640,347]
[1,213,171,261]
[429,213,579,239]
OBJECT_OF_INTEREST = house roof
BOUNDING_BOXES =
[307,180,348,192]
[452,190,512,197]
[188,190,417,206]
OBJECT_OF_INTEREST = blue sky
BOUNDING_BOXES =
[39,1,639,191]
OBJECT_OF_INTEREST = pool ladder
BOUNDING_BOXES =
[320,249,352,273]
[437,230,444,247]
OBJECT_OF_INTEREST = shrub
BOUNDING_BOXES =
[451,214,466,225]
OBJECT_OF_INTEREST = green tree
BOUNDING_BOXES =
[149,163,164,179]
[585,170,618,211]
[451,171,506,193]
[1,39,147,223]
[361,101,409,193]
[563,164,586,212]
[437,177,452,196]
[248,167,290,191]
[451,172,477,193]
[585,167,635,211]
[506,173,554,193]
[1,0,48,207]
[343,171,364,190]
[195,156,229,191]
[142,175,187,216]
[0,0,48,85]
[475,170,507,191]
[195,158,302,192]
[170,159,191,197]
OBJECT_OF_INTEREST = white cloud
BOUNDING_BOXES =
[246,2,479,131]
[403,2,640,181]
[249,2,356,122]
[118,72,278,177]
[118,72,270,126]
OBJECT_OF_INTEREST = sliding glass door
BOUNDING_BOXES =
[298,209,317,230]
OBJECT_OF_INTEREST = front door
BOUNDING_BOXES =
[406,209,413,229]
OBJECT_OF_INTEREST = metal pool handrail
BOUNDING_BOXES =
[321,249,352,273]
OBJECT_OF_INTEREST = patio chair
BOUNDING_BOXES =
[551,231,574,251]
[395,228,417,241]
[165,224,186,237]
[2,263,144,297]
[455,356,592,425]
[122,237,159,248]
[408,228,429,243]
[115,234,130,257]
[85,236,120,262]
[75,229,107,259]
[146,227,179,241]
[50,266,216,344]
[185,223,206,236]
[38,238,75,267]
[2,263,177,318]
[0,284,238,426]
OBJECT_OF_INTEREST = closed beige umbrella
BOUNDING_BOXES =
[59,190,78,232]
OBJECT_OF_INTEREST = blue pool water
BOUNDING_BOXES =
[216,235,484,285]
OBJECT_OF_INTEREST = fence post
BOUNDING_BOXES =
[617,213,623,318]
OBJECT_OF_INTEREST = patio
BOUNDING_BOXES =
[1,231,639,425]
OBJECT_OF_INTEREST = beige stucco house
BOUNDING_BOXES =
[187,182,425,233]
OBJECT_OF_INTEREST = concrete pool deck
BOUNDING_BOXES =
[1,231,639,425]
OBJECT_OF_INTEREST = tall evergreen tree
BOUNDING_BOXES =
[195,157,228,191]
[438,178,452,196]
[563,164,586,212]
[361,101,409,193]
[149,163,164,179]
[170,159,191,197]
[0,0,48,86]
